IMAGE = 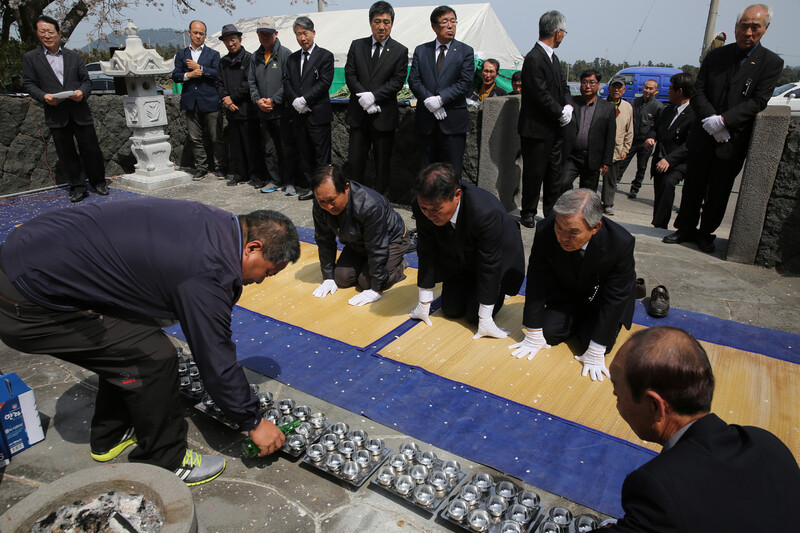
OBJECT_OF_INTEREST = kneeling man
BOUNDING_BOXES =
[510,188,635,380]
[311,165,410,306]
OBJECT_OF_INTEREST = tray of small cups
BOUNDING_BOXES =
[370,440,467,515]
[440,473,544,533]
[266,398,331,457]
[534,508,601,533]
[301,422,392,487]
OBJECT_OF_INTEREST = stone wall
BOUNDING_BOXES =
[0,94,478,204]
[755,118,800,274]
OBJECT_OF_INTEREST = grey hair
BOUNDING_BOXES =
[538,10,566,39]
[736,4,773,25]
[293,16,314,32]
[553,189,603,228]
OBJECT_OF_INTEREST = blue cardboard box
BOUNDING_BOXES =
[0,372,45,465]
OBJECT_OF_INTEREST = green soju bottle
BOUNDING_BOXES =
[241,419,303,458]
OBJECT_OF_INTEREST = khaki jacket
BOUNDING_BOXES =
[612,99,634,162]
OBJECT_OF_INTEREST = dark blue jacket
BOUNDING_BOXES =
[0,198,260,430]
[172,45,222,112]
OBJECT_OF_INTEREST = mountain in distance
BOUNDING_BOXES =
[80,28,186,51]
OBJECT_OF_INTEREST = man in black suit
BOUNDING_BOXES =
[645,72,696,229]
[22,15,106,203]
[563,70,616,193]
[664,3,783,253]
[603,326,800,532]
[284,16,334,201]
[173,20,225,181]
[409,163,525,340]
[344,1,409,198]
[408,5,474,179]
[517,10,573,227]
[510,189,635,382]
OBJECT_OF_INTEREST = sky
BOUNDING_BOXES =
[69,0,800,68]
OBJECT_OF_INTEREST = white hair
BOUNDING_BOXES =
[736,4,773,25]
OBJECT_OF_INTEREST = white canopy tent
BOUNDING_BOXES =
[206,3,523,74]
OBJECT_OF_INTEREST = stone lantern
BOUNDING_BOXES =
[101,22,190,189]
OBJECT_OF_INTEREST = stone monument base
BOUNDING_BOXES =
[116,169,192,191]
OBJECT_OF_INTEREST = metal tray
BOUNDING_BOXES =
[280,422,330,458]
[194,401,240,430]
[300,427,392,487]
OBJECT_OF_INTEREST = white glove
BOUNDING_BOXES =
[508,329,551,360]
[366,104,381,115]
[348,289,382,307]
[424,95,444,113]
[713,128,731,143]
[292,97,310,114]
[574,342,610,382]
[702,115,725,135]
[472,317,508,340]
[312,279,338,298]
[433,107,447,120]
[356,91,376,110]
[409,301,432,326]
[559,104,573,126]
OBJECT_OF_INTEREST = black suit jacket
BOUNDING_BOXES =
[648,103,695,176]
[566,96,617,170]
[344,36,409,131]
[687,42,783,160]
[172,45,221,113]
[22,46,94,128]
[413,184,525,305]
[523,215,635,347]
[603,414,800,533]
[408,39,474,135]
[517,42,571,139]
[283,45,334,126]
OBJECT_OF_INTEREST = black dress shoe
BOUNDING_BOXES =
[663,230,694,244]
[70,189,89,203]
[628,190,638,199]
[298,189,314,201]
[695,234,716,253]
[192,170,207,181]
[647,285,670,318]
[93,182,109,195]
[635,278,647,299]
[520,215,535,228]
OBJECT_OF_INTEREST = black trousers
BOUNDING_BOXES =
[348,122,395,197]
[541,299,621,354]
[185,105,225,173]
[0,264,187,471]
[332,235,410,291]
[50,117,105,192]
[440,270,508,325]
[563,151,601,192]
[618,140,651,191]
[294,119,331,190]
[418,125,466,179]
[601,161,620,208]
[652,168,684,229]
[225,118,261,182]
[520,135,564,218]
[674,149,745,236]
[259,117,296,188]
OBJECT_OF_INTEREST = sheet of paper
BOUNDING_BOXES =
[51,90,77,99]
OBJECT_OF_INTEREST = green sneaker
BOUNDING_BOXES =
[174,449,226,486]
[90,427,137,462]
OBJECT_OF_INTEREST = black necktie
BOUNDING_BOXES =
[436,44,446,76]
[733,47,747,75]
[301,51,309,76]
[371,42,381,73]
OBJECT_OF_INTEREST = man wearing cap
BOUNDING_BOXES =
[603,75,633,215]
[217,24,259,187]
[172,20,226,181]
[344,1,409,199]
[284,16,334,201]
[249,18,295,193]
[620,79,663,199]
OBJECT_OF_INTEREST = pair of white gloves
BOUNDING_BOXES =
[423,95,447,120]
[292,96,311,114]
[702,114,731,143]
[356,92,382,114]
[312,279,382,306]
[558,104,574,127]
[508,329,610,381]
[409,301,507,340]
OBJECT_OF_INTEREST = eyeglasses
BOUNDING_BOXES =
[580,80,598,86]
[38,30,57,36]
[437,19,458,27]
[559,29,568,35]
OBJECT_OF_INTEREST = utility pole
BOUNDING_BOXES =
[318,0,323,12]
[701,0,720,62]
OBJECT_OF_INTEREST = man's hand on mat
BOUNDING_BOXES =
[409,301,432,326]
[473,317,508,339]
[508,328,550,359]
[313,279,338,298]
[574,342,610,381]
[348,289,381,306]
[249,418,285,457]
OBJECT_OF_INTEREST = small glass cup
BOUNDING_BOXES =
[428,469,448,491]
[413,484,436,507]
[547,507,572,526]
[354,449,372,469]
[342,460,360,480]
[399,441,419,460]
[442,459,460,478]
[473,472,494,491]
[506,503,531,524]
[389,453,408,472]
[394,474,414,495]
[448,498,469,522]
[325,453,344,472]
[291,405,310,421]
[460,483,481,506]
[486,494,508,517]
[410,464,428,484]
[376,466,394,486]
[278,398,295,414]
[321,433,339,451]
[287,433,306,452]
[331,422,349,436]
[467,509,491,532]
[417,450,437,467]
[573,514,600,533]
[347,429,368,448]
[338,439,356,459]
[366,438,384,456]
[496,481,518,500]
[308,412,326,429]
[518,490,540,508]
[306,443,325,462]
[499,520,523,533]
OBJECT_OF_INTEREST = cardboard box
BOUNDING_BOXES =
[0,372,45,465]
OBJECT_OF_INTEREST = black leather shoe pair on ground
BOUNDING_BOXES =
[520,215,535,228]
[662,230,715,253]
[70,189,89,202]
[647,285,670,318]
